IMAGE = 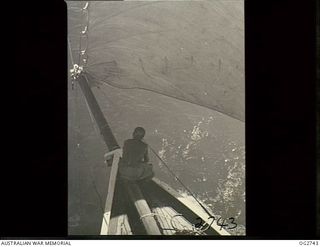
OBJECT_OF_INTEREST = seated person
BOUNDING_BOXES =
[119,127,154,181]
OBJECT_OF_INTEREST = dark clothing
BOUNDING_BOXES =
[121,139,149,167]
[119,139,154,181]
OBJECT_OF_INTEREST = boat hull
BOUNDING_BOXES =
[105,176,230,236]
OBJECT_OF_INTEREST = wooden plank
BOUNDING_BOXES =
[108,213,120,235]
[148,193,193,235]
[124,182,162,235]
[108,213,132,235]
[152,207,175,235]
[154,206,194,235]
[117,214,132,235]
[162,207,193,232]
[151,178,231,236]
[100,149,122,235]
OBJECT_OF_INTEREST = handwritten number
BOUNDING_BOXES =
[217,217,228,231]
[194,216,237,231]
[227,217,237,229]
[207,216,216,228]
[199,216,216,231]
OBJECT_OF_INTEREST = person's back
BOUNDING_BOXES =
[119,127,154,181]
[121,138,149,167]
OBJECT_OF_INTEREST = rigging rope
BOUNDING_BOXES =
[148,145,214,219]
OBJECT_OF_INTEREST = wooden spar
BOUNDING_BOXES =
[77,74,119,151]
[76,73,161,235]
[124,182,162,235]
[77,74,120,235]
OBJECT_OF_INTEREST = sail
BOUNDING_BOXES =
[68,1,244,122]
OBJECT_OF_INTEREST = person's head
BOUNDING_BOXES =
[132,127,146,140]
